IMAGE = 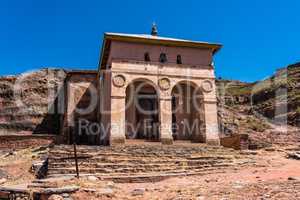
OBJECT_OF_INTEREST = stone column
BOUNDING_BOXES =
[159,96,173,145]
[203,100,220,145]
[110,96,126,145]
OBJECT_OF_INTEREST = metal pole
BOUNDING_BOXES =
[73,142,79,178]
[73,128,79,178]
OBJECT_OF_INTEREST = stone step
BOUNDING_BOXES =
[48,152,235,160]
[48,155,232,161]
[47,159,233,169]
[49,150,129,156]
[48,152,233,160]
[47,163,234,175]
[50,145,229,153]
[47,166,204,174]
[48,156,186,162]
[48,159,232,168]
[52,147,228,152]
[47,166,213,175]
[46,145,242,182]
[49,152,200,158]
[47,168,226,183]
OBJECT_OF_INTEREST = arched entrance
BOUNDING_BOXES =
[171,81,205,142]
[125,79,159,141]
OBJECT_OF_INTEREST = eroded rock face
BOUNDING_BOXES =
[217,62,300,128]
[216,62,300,148]
[0,68,66,135]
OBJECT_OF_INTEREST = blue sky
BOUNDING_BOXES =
[0,0,299,82]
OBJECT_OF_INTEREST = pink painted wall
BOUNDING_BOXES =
[108,41,213,67]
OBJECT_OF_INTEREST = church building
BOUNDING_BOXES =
[62,25,222,146]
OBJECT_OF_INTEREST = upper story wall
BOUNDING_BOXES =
[107,41,213,67]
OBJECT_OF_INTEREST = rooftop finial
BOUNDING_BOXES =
[151,22,158,36]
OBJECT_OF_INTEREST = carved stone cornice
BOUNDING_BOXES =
[111,69,215,80]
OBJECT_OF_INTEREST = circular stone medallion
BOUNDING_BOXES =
[158,78,171,90]
[201,80,214,93]
[113,74,126,87]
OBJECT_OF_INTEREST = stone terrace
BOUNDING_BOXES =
[47,141,253,183]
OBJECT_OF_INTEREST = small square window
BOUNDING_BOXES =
[144,52,150,62]
[177,55,182,64]
[159,53,167,63]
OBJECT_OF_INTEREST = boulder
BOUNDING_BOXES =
[287,152,300,160]
[106,181,115,189]
[288,176,300,181]
[41,186,80,194]
[48,194,64,200]
[0,178,6,185]
[82,188,97,193]
[131,188,145,196]
[87,176,98,182]
[97,188,114,198]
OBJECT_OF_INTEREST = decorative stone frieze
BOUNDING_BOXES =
[158,77,171,90]
[113,74,126,87]
[201,79,214,93]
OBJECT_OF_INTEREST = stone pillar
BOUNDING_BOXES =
[110,96,126,145]
[203,100,220,145]
[159,96,173,145]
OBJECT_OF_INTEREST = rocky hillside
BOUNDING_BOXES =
[0,69,66,135]
[217,62,300,147]
[252,63,300,126]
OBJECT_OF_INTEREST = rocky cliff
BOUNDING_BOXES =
[217,62,300,147]
[0,69,66,135]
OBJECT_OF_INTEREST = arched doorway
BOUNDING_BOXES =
[125,79,159,141]
[171,81,205,142]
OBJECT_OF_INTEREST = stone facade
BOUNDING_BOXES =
[97,33,222,146]
[62,71,99,144]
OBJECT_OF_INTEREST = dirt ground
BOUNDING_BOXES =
[70,147,300,200]
[0,148,35,186]
[1,144,300,200]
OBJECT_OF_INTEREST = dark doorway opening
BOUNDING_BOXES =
[171,82,205,142]
[126,80,159,141]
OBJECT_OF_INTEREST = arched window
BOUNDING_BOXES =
[159,53,167,63]
[144,52,150,62]
[177,55,182,64]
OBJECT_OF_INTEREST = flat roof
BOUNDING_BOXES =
[99,32,222,69]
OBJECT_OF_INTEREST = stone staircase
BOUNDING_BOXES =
[47,142,247,182]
